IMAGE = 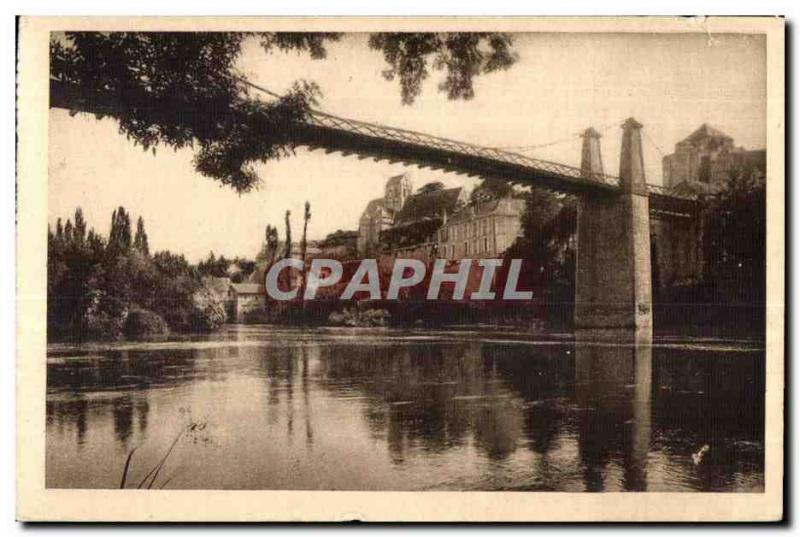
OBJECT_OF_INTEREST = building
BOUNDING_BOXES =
[357,173,412,255]
[662,124,766,190]
[228,283,266,322]
[652,124,767,289]
[437,196,526,259]
[385,184,468,258]
[356,173,470,259]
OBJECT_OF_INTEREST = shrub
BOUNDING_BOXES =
[124,307,170,338]
[189,286,227,332]
[76,289,129,341]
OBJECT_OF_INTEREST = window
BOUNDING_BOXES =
[464,241,469,256]
[483,237,489,253]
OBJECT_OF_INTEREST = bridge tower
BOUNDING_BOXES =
[574,119,653,331]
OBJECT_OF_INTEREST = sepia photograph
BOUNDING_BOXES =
[16,16,784,522]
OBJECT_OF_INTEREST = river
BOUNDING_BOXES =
[46,326,764,491]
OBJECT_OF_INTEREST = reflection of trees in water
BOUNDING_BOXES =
[46,391,151,448]
[315,341,575,464]
[485,343,575,457]
[46,334,766,491]
[250,343,317,448]
[47,348,203,393]
[46,346,214,449]
[650,347,765,491]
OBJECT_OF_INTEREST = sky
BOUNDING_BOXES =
[48,32,766,262]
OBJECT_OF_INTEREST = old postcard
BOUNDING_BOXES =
[16,16,784,522]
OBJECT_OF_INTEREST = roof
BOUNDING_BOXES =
[230,283,265,295]
[683,123,732,144]
[386,173,409,186]
[395,187,464,225]
[361,197,390,217]
[445,197,525,225]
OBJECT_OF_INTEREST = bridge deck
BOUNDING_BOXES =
[294,110,699,217]
[50,79,700,218]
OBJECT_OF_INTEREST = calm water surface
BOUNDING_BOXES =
[46,326,764,491]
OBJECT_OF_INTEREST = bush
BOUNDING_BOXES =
[189,286,227,332]
[124,307,170,338]
[328,306,390,327]
[76,289,128,341]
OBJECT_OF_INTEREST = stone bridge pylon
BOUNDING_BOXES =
[575,118,653,331]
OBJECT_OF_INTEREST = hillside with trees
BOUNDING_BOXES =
[47,207,227,341]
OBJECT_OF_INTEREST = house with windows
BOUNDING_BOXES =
[357,173,469,260]
[436,196,526,259]
[228,283,266,322]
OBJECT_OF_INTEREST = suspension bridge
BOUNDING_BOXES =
[49,77,706,330]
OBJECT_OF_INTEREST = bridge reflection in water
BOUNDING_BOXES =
[46,327,763,491]
[575,329,652,491]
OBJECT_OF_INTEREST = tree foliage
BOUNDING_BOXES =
[505,189,577,296]
[48,206,226,340]
[368,33,517,104]
[702,170,766,304]
[50,32,517,192]
[470,177,515,203]
[133,216,149,255]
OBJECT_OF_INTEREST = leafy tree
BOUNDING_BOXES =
[470,177,515,203]
[133,216,150,255]
[368,33,517,104]
[50,32,517,192]
[259,224,280,267]
[197,251,231,278]
[47,206,227,340]
[107,206,132,256]
[505,189,576,297]
[73,207,87,248]
[702,169,766,304]
[63,219,73,245]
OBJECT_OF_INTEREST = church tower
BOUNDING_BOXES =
[384,173,412,213]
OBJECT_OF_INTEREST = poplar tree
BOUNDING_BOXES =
[133,216,150,256]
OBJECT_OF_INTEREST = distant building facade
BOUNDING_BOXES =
[357,173,413,255]
[228,283,266,322]
[652,124,766,289]
[662,124,766,190]
[437,196,526,259]
[355,173,526,261]
[387,184,468,259]
[357,173,470,259]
